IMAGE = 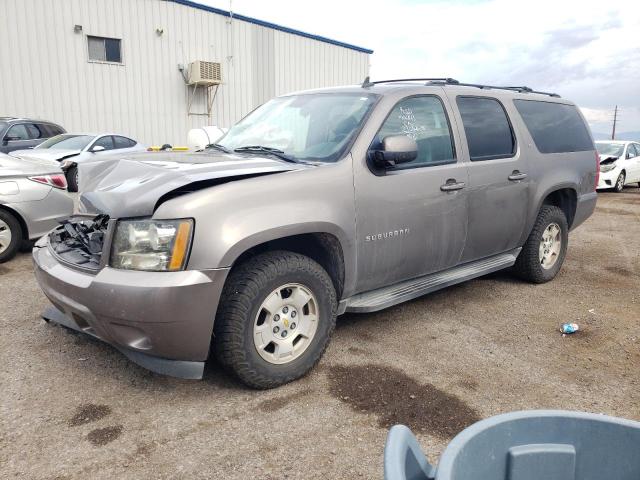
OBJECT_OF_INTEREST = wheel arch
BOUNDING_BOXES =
[0,204,28,240]
[534,185,578,230]
[226,230,347,299]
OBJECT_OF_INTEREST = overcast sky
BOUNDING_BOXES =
[200,0,639,134]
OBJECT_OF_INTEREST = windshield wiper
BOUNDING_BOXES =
[233,145,298,163]
[205,143,231,153]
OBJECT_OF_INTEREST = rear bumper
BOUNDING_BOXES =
[571,191,597,231]
[33,241,229,379]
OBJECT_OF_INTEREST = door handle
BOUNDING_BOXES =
[440,180,466,192]
[508,171,528,181]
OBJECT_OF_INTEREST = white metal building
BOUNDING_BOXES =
[0,0,372,146]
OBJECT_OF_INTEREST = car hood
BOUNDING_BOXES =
[0,153,63,177]
[10,148,82,162]
[78,151,311,217]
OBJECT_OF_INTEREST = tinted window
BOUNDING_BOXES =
[26,123,47,139]
[456,97,515,161]
[5,124,30,141]
[92,136,114,151]
[114,136,135,149]
[514,100,593,154]
[44,124,65,136]
[375,96,455,168]
[88,36,122,63]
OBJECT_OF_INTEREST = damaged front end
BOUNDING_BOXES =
[48,214,110,270]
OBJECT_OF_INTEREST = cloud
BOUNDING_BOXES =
[197,0,640,132]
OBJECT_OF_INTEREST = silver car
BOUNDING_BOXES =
[0,153,73,262]
[32,80,598,388]
[10,133,146,192]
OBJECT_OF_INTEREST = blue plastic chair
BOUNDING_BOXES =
[384,410,640,480]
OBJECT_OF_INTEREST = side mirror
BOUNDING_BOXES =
[370,135,418,169]
[91,145,106,153]
[3,136,20,145]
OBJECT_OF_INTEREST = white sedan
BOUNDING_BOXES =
[10,133,146,191]
[596,140,640,192]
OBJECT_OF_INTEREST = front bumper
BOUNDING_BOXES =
[33,240,229,379]
[597,168,620,190]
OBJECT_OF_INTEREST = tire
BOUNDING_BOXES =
[514,205,568,284]
[0,210,23,263]
[66,166,78,192]
[613,171,625,193]
[213,250,337,389]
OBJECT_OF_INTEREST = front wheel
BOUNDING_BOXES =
[514,205,568,283]
[213,251,337,389]
[66,166,79,192]
[613,171,625,192]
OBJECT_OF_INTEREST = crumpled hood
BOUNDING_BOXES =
[0,152,63,177]
[78,151,309,217]
[10,148,82,162]
[599,155,619,164]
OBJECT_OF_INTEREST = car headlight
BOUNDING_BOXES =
[600,163,616,173]
[110,219,193,271]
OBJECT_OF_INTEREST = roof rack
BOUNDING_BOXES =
[361,77,459,87]
[361,77,560,98]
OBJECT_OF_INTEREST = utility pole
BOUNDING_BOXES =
[611,105,618,140]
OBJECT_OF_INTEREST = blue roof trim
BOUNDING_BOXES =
[168,0,374,54]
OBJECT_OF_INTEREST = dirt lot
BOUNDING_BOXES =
[1,189,639,479]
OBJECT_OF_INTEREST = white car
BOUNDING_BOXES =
[10,133,146,191]
[596,140,640,192]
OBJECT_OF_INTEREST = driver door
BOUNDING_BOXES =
[353,93,469,293]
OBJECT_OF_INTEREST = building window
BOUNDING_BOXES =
[87,36,122,63]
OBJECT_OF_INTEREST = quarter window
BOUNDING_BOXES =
[513,100,593,154]
[456,97,515,161]
[375,96,455,168]
[88,35,122,63]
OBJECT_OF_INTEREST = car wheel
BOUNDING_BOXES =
[66,166,79,192]
[213,250,337,389]
[613,171,625,192]
[0,210,23,263]
[514,205,568,284]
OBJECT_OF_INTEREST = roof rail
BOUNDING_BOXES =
[361,77,459,88]
[361,77,561,97]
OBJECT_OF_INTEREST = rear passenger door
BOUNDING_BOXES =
[448,94,530,263]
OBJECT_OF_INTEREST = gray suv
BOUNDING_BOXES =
[33,79,598,388]
[0,117,65,153]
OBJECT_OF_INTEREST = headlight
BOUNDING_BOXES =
[600,163,616,172]
[110,219,193,271]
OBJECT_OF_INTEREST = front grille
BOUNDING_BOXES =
[48,215,110,270]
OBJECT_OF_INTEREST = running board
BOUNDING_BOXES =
[344,249,521,313]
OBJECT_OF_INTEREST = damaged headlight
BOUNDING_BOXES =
[600,163,616,173]
[110,219,193,271]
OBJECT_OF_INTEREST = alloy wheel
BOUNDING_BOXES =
[253,283,319,365]
[539,222,562,270]
[0,219,12,255]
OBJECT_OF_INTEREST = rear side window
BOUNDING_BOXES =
[456,97,515,161]
[513,100,593,154]
[375,95,456,168]
[27,124,48,139]
[113,136,136,149]
[45,124,65,136]
[92,136,114,151]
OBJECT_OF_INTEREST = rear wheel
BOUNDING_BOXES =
[0,210,22,263]
[514,206,568,283]
[213,251,337,389]
[613,171,625,192]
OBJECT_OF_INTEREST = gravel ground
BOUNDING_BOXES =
[1,189,639,479]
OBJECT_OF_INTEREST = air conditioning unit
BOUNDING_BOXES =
[188,61,222,86]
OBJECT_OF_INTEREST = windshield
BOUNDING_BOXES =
[36,134,94,150]
[596,142,624,158]
[217,93,378,162]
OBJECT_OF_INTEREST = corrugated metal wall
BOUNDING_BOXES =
[0,0,370,145]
